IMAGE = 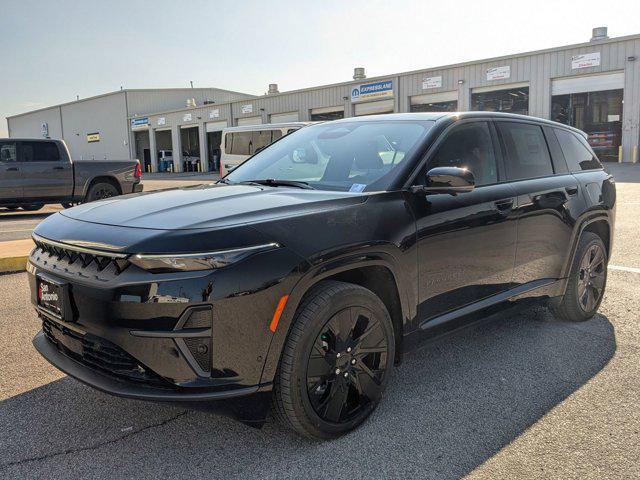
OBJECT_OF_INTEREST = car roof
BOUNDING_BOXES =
[330,112,586,136]
[1,138,61,142]
[222,122,315,133]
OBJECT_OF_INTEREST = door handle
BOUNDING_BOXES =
[565,186,579,196]
[53,166,64,170]
[5,167,19,171]
[494,199,514,211]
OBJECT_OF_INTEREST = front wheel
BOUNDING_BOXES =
[272,281,395,439]
[20,204,44,211]
[551,231,607,322]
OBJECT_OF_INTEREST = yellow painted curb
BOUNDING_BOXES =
[0,256,29,274]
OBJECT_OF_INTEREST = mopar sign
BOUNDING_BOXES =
[351,80,393,103]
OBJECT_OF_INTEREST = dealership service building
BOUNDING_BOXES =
[6,28,640,172]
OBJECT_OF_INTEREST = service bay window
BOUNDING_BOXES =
[472,87,529,116]
[551,89,623,162]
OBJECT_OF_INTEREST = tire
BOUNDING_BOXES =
[272,280,395,440]
[20,204,44,211]
[551,231,607,322]
[85,182,119,202]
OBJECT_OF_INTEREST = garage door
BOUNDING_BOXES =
[270,112,299,123]
[206,120,227,132]
[354,99,394,116]
[236,116,263,126]
[551,71,624,95]
[411,91,458,106]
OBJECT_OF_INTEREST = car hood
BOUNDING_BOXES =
[59,183,367,230]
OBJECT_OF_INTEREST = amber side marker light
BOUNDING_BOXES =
[269,295,289,332]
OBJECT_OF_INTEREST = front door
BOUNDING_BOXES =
[409,120,518,323]
[19,140,73,202]
[0,140,22,201]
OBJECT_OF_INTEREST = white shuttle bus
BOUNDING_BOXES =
[219,122,312,177]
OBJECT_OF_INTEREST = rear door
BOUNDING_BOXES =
[0,140,22,201]
[411,120,518,322]
[19,140,73,202]
[495,120,579,285]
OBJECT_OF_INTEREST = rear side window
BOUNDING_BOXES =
[554,128,602,171]
[0,141,17,162]
[497,122,553,180]
[252,130,274,153]
[20,141,61,162]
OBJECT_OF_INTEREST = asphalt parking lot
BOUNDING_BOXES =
[0,169,638,479]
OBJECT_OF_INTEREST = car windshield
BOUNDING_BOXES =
[225,120,433,192]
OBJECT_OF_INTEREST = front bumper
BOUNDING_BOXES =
[33,330,262,401]
[27,231,306,401]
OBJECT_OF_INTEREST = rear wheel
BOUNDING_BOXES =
[272,281,395,439]
[551,232,607,322]
[86,182,118,202]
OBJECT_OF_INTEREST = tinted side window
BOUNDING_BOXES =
[429,121,498,186]
[0,141,17,162]
[498,122,553,180]
[554,128,602,171]
[20,141,61,162]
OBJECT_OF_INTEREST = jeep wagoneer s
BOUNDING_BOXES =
[28,112,615,439]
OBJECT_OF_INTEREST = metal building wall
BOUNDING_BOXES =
[125,88,254,118]
[7,106,63,139]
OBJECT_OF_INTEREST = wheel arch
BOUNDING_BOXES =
[559,212,613,296]
[84,175,122,200]
[259,252,411,385]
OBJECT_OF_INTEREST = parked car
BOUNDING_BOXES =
[28,112,615,439]
[219,122,312,176]
[0,138,142,210]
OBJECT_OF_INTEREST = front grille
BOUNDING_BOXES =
[32,238,130,275]
[42,317,167,387]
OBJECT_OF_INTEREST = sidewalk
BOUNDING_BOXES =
[0,239,34,273]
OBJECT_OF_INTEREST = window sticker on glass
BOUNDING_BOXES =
[349,183,367,193]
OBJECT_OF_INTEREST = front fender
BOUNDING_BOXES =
[258,245,414,385]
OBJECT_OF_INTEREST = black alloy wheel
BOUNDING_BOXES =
[577,243,606,313]
[306,306,389,424]
[272,281,395,439]
[551,231,607,322]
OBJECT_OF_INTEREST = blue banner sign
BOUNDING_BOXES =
[131,117,149,128]
[351,80,393,103]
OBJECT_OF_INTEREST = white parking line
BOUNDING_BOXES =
[609,265,640,274]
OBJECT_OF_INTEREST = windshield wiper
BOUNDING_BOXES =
[238,179,315,190]
[216,178,231,184]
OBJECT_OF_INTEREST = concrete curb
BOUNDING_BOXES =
[0,256,29,274]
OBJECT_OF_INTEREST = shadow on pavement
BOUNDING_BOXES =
[0,306,615,479]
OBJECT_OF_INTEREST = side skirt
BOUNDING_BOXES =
[418,278,562,331]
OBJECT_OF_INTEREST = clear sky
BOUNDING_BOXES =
[2,0,639,137]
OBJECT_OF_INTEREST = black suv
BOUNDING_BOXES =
[29,112,615,439]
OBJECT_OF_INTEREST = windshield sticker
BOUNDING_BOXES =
[349,183,367,193]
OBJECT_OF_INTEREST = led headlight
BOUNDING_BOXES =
[129,243,280,273]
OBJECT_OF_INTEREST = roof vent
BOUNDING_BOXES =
[591,26,608,41]
[186,98,197,108]
[353,67,366,80]
[268,83,279,95]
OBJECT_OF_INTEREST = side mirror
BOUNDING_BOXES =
[411,167,475,195]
